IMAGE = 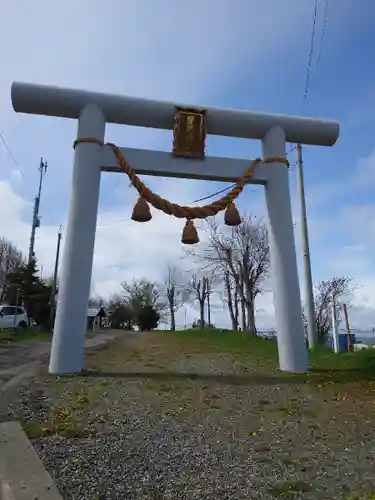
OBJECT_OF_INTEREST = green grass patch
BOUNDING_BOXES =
[154,329,375,384]
[0,328,52,344]
[22,386,97,439]
[22,406,94,439]
[343,493,375,500]
[268,480,312,498]
[308,345,375,384]
[164,328,278,358]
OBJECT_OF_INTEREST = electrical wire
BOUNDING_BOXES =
[300,0,319,116]
[0,130,26,182]
[316,0,330,71]
[293,0,328,167]
[190,147,298,205]
[0,126,125,233]
[96,218,132,229]
[191,185,235,204]
[190,160,298,204]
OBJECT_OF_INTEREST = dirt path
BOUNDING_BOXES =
[0,330,126,394]
[0,341,52,389]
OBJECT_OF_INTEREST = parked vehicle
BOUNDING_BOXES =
[0,305,28,330]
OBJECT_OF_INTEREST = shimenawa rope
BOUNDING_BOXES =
[73,138,289,243]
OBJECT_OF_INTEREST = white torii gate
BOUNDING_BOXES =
[11,82,339,375]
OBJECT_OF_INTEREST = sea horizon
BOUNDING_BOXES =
[259,328,375,346]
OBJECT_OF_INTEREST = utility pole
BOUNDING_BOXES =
[296,144,317,349]
[28,158,48,267]
[49,226,63,330]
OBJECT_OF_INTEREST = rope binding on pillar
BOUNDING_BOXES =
[73,137,288,245]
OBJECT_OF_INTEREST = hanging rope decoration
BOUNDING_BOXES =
[73,138,289,244]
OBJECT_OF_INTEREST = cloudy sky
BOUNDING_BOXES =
[1,0,375,330]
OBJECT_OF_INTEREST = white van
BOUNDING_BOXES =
[0,305,28,330]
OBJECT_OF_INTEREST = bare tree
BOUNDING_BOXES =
[0,238,24,302]
[222,269,239,330]
[306,276,355,343]
[164,265,189,331]
[206,275,213,327]
[188,274,209,329]
[188,216,270,336]
[88,294,106,308]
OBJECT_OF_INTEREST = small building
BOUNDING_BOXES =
[87,307,111,330]
[87,307,100,331]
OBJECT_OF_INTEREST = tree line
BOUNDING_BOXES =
[0,215,354,341]
[0,237,55,327]
[90,215,354,342]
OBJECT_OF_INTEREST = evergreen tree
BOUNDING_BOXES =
[5,257,39,305]
[5,257,53,327]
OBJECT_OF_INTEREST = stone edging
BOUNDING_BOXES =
[0,422,62,500]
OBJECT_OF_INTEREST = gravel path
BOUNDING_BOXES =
[1,332,375,499]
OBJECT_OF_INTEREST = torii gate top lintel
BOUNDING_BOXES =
[11,81,339,147]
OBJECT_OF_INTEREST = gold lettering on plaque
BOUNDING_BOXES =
[172,107,206,159]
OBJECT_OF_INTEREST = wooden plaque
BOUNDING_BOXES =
[172,107,206,159]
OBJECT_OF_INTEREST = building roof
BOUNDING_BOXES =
[87,308,99,318]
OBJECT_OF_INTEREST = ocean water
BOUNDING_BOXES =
[259,329,375,346]
[329,329,375,347]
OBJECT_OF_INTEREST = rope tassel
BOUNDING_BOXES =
[181,219,199,245]
[224,202,242,226]
[131,196,152,222]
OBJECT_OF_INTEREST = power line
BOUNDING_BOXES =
[47,216,135,233]
[0,130,26,183]
[300,0,319,116]
[96,218,133,229]
[316,0,330,71]
[191,184,237,204]
[189,158,298,205]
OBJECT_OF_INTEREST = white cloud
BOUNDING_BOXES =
[357,150,375,185]
[0,181,32,251]
[314,208,375,329]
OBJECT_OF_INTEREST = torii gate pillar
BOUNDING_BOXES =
[262,127,307,371]
[10,82,339,375]
[49,104,105,374]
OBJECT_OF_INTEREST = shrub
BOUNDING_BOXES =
[138,305,160,331]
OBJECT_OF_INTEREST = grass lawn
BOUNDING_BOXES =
[13,329,375,499]
[0,328,52,344]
